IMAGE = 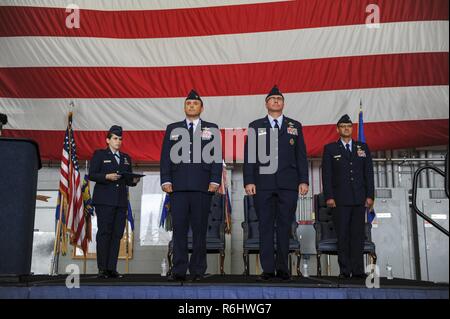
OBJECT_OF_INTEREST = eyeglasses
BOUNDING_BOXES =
[186,100,201,106]
[267,96,284,102]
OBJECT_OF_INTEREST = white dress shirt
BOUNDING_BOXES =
[268,114,284,129]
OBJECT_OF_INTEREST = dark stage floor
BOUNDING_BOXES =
[1,274,448,289]
[0,274,448,299]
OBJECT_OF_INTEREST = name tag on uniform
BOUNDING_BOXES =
[333,155,341,160]
[170,135,180,141]
[287,127,298,136]
[103,160,112,163]
[258,129,267,136]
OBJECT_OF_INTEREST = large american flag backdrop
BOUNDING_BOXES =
[0,0,448,162]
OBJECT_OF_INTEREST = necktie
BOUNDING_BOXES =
[274,119,280,130]
[114,153,120,164]
[188,122,194,139]
[345,143,351,154]
[189,122,194,162]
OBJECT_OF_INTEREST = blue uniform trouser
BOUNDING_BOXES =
[171,191,212,276]
[95,205,127,272]
[255,189,298,274]
[332,205,365,276]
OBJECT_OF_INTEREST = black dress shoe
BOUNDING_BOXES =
[97,270,109,279]
[338,273,351,279]
[168,273,186,281]
[352,273,367,279]
[276,271,292,281]
[108,270,123,279]
[257,272,275,281]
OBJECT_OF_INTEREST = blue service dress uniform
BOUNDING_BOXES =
[321,140,375,276]
[89,148,137,273]
[160,119,222,277]
[243,115,309,275]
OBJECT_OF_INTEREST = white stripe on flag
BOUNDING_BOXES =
[1,86,448,130]
[0,21,447,67]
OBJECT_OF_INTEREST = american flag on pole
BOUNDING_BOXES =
[0,0,448,160]
[358,103,376,224]
[60,111,86,253]
[81,174,94,253]
[219,162,232,234]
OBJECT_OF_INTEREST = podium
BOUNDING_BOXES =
[0,138,42,276]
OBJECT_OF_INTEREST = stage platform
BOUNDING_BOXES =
[0,275,448,299]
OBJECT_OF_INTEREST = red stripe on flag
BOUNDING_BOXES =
[3,119,448,161]
[0,53,447,98]
[0,0,447,38]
